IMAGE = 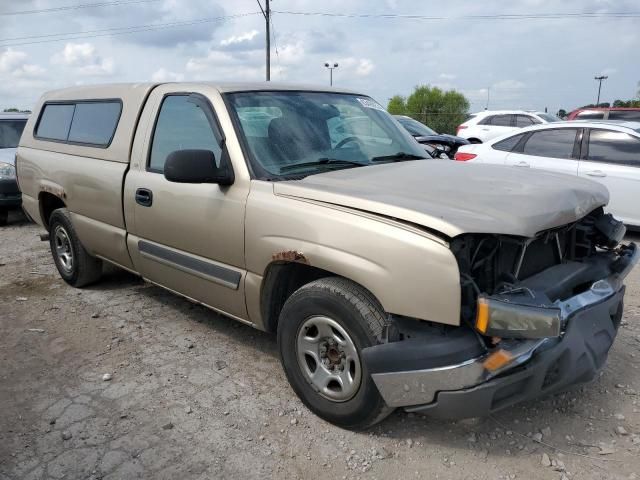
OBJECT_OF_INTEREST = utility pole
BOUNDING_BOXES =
[257,0,270,81]
[485,86,490,110]
[594,75,608,106]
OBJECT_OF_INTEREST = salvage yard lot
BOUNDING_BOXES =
[1,212,640,480]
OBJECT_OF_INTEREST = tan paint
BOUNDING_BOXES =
[18,81,603,333]
[19,83,157,164]
[244,181,462,326]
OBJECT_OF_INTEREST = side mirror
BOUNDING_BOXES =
[164,149,234,185]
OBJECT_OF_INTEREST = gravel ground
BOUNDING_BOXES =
[1,210,639,480]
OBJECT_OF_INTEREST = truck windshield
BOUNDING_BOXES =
[0,120,27,149]
[225,91,428,179]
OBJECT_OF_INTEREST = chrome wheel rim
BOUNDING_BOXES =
[296,316,362,402]
[53,225,73,274]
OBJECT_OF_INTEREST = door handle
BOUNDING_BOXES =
[135,188,153,207]
[515,161,530,167]
[585,170,606,178]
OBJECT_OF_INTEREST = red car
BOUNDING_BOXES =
[567,107,640,121]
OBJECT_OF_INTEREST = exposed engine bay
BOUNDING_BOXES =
[451,208,631,334]
[362,208,637,413]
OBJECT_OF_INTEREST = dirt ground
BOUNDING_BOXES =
[1,211,639,480]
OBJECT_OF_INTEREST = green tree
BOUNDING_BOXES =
[387,85,470,134]
[557,109,568,118]
[3,108,19,112]
[386,95,406,115]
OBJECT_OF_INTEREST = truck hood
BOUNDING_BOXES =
[273,160,610,238]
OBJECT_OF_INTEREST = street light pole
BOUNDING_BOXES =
[594,75,608,106]
[324,62,338,86]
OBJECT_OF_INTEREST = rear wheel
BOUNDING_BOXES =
[0,208,7,226]
[49,208,102,287]
[277,277,393,429]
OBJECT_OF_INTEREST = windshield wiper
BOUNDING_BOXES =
[371,152,427,162]
[279,158,366,173]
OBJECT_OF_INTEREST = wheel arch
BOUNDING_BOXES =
[260,261,383,334]
[38,191,66,230]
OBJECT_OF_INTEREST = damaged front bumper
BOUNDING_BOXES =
[363,242,638,418]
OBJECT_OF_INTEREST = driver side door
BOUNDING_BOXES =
[124,87,249,320]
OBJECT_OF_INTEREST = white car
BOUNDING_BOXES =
[454,120,640,228]
[456,110,561,144]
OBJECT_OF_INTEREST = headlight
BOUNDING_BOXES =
[475,295,561,339]
[0,162,16,180]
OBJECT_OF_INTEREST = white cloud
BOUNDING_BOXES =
[51,43,114,76]
[0,48,46,78]
[277,41,305,65]
[220,30,259,47]
[492,79,526,90]
[151,67,185,82]
[0,48,27,72]
[14,64,47,78]
[356,59,375,76]
[600,67,618,76]
[439,73,458,80]
[186,51,235,72]
[334,57,375,77]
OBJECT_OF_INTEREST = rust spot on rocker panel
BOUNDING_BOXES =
[272,250,309,264]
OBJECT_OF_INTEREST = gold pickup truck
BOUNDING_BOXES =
[16,82,638,429]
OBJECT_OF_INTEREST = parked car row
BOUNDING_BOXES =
[456,110,562,143]
[0,112,28,225]
[13,82,638,429]
[455,120,640,229]
[568,107,640,121]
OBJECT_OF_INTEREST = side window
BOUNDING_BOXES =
[478,115,494,126]
[576,110,605,120]
[608,110,640,121]
[489,115,512,127]
[36,104,75,141]
[149,95,222,172]
[587,129,640,167]
[68,102,121,145]
[493,133,525,152]
[35,101,121,146]
[522,129,578,159]
[515,115,534,127]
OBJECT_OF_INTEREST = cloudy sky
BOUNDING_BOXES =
[1,0,639,114]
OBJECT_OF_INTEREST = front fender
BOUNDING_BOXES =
[245,182,461,326]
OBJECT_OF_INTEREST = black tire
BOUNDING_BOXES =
[0,208,7,226]
[277,277,394,429]
[49,208,102,287]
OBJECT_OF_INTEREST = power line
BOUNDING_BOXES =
[273,10,640,20]
[0,12,261,47]
[0,0,162,16]
[270,16,280,78]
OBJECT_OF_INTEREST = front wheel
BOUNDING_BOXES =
[277,277,393,429]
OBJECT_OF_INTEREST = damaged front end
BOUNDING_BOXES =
[364,209,638,417]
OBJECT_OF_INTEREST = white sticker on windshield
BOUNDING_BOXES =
[357,97,385,111]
